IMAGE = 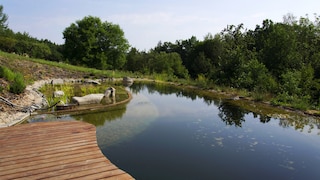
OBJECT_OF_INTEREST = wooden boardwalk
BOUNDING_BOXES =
[0,121,134,180]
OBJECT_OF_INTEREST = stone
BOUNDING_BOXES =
[71,94,104,105]
[123,77,133,87]
[104,87,116,98]
[84,79,101,85]
[53,90,64,98]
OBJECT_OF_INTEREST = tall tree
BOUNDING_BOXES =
[0,5,8,30]
[254,20,302,78]
[63,16,129,70]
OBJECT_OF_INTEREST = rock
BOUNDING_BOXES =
[53,90,64,98]
[84,79,101,85]
[50,79,64,85]
[232,96,240,100]
[123,77,133,87]
[104,87,116,98]
[71,94,104,105]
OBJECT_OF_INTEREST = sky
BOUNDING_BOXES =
[1,0,320,50]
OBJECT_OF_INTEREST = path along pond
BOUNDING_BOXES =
[27,82,320,180]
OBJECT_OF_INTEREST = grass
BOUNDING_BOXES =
[0,51,136,79]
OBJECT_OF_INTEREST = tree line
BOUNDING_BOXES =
[1,4,320,109]
[129,14,320,110]
[0,6,63,61]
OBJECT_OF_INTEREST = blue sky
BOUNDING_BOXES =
[1,0,320,50]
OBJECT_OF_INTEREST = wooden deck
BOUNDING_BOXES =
[0,121,134,180]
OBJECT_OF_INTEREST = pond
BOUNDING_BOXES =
[28,82,320,180]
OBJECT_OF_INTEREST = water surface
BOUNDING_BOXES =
[29,82,320,179]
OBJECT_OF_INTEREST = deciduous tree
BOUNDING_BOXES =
[63,16,129,70]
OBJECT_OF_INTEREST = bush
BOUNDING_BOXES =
[9,73,26,94]
[0,66,15,81]
[196,74,208,88]
[0,66,26,94]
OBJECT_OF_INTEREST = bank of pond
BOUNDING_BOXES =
[27,81,320,180]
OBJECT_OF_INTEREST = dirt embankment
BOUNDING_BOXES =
[0,56,90,127]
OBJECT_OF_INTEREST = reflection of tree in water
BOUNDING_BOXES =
[278,115,320,134]
[130,81,320,133]
[252,112,271,123]
[130,81,204,101]
[72,105,127,126]
[218,101,248,127]
[130,82,147,94]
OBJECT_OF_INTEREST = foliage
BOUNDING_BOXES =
[1,65,26,94]
[125,48,189,79]
[280,71,301,96]
[63,16,129,70]
[0,30,63,61]
[0,5,8,29]
[9,73,26,94]
[195,74,208,88]
[0,5,63,61]
[146,14,320,109]
[0,65,15,81]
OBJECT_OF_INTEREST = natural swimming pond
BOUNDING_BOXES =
[28,82,320,180]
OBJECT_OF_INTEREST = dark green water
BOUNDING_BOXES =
[29,82,320,180]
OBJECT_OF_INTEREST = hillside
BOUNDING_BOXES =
[0,54,91,125]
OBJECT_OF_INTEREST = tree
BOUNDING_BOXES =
[254,20,302,78]
[63,16,129,70]
[126,48,148,73]
[0,5,8,30]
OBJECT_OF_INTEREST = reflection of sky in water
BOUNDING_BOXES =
[190,112,320,175]
[96,89,159,148]
[38,83,320,179]
[147,92,219,118]
[121,86,319,179]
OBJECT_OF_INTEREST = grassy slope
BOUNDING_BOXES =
[0,51,135,84]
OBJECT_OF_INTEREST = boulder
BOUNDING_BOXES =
[123,77,133,87]
[104,87,116,98]
[53,90,64,98]
[50,79,64,85]
[71,94,104,105]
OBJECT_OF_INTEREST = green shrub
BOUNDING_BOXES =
[196,74,211,88]
[0,66,27,94]
[10,73,26,94]
[0,66,15,81]
[251,92,261,101]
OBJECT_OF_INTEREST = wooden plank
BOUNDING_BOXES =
[0,121,134,180]
[0,146,100,165]
[44,165,123,180]
[0,149,105,173]
[13,160,115,180]
[0,143,97,162]
[79,169,135,180]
